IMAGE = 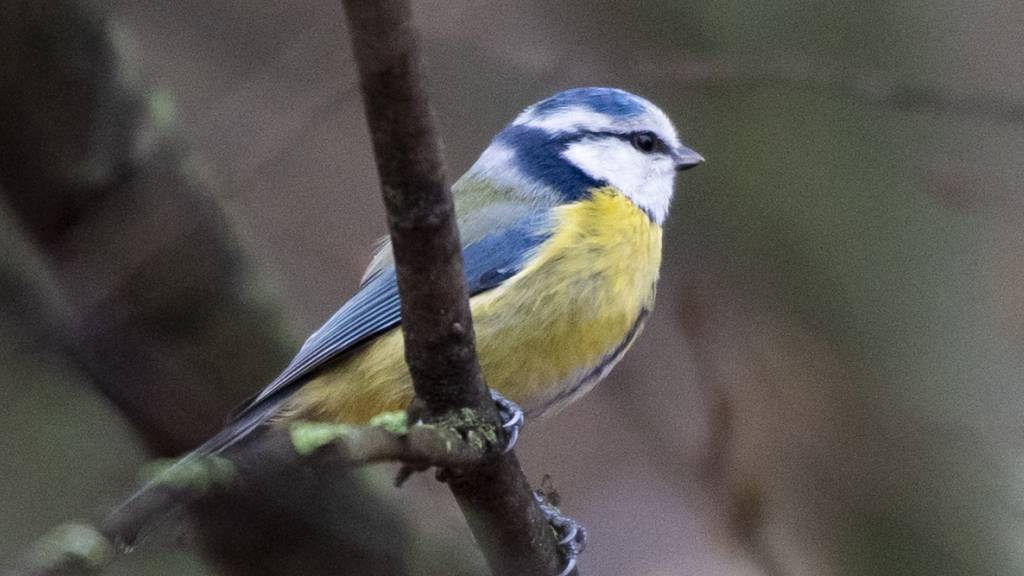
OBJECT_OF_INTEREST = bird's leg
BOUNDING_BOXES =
[489,389,524,453]
[533,489,587,576]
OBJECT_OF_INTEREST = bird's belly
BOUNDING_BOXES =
[286,188,662,423]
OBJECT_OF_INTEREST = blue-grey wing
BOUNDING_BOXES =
[227,211,551,431]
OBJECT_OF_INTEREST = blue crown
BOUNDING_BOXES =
[530,87,648,119]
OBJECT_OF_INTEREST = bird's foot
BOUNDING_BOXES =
[533,489,587,576]
[490,389,524,453]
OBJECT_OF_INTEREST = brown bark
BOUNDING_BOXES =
[341,2,570,574]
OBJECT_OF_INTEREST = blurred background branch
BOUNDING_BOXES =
[635,56,1024,124]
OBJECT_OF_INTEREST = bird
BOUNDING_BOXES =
[202,86,703,454]
[123,87,701,576]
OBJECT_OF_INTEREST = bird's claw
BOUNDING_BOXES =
[533,490,587,576]
[490,389,524,453]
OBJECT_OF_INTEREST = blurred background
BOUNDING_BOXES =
[2,1,1023,575]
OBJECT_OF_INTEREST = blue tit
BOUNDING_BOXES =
[208,87,702,451]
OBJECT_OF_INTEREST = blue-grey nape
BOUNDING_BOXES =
[496,125,605,201]
[530,87,648,118]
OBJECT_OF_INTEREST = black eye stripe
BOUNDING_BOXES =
[572,130,669,154]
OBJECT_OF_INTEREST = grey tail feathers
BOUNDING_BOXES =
[113,396,287,546]
[194,394,286,457]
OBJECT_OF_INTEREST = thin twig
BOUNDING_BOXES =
[340,1,567,574]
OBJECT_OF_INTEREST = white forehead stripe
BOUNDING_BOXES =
[514,106,616,134]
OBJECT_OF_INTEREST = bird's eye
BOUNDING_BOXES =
[630,132,657,153]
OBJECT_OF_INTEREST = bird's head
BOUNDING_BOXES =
[464,87,702,224]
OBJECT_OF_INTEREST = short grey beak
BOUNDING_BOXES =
[672,145,705,171]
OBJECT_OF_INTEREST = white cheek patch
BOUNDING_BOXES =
[642,159,676,224]
[562,139,675,224]
[564,138,645,193]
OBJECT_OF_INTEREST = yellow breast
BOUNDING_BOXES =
[282,187,662,424]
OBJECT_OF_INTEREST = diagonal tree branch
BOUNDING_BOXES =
[4,402,562,576]
[339,1,569,574]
